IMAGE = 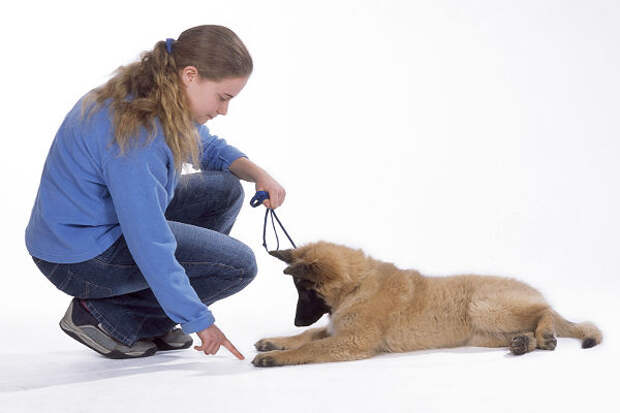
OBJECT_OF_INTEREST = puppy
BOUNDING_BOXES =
[252,241,602,367]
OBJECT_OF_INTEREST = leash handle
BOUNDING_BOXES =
[250,191,297,251]
[250,190,270,208]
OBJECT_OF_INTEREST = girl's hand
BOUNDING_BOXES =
[255,173,286,209]
[195,324,244,360]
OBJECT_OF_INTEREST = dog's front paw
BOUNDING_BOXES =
[252,352,284,368]
[254,338,286,352]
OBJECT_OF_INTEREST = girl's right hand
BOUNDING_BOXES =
[195,324,245,360]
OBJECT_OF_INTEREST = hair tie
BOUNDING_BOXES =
[165,38,175,54]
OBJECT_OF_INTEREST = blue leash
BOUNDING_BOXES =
[250,191,297,251]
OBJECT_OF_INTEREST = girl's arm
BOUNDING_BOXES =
[230,157,286,209]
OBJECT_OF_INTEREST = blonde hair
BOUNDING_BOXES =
[81,25,253,172]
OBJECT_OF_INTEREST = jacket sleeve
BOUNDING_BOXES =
[102,141,215,334]
[199,125,247,171]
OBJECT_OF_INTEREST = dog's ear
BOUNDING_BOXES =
[283,261,318,281]
[268,249,295,264]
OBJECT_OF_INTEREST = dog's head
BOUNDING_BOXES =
[269,241,367,326]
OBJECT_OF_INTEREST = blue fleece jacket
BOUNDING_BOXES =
[25,95,247,334]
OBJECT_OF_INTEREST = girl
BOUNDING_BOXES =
[25,25,285,359]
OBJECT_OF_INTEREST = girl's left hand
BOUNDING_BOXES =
[255,173,286,209]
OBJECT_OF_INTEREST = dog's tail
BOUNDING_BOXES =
[552,311,602,348]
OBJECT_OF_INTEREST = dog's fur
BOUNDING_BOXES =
[252,241,602,367]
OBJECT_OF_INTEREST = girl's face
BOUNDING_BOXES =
[180,66,249,124]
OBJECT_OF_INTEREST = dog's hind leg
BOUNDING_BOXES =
[254,327,329,352]
[469,296,549,333]
[466,331,537,355]
[467,332,512,348]
[509,332,537,355]
[534,310,557,350]
[468,294,550,354]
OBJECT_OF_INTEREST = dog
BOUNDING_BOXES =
[252,241,602,367]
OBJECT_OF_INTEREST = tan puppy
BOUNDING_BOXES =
[252,241,602,367]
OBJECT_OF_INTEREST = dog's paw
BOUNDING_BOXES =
[510,335,530,355]
[538,333,557,351]
[254,338,286,352]
[252,352,283,368]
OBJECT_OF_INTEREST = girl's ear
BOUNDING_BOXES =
[180,65,199,84]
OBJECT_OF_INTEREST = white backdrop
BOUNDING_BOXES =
[1,1,618,411]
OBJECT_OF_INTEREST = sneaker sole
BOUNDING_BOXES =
[151,336,193,351]
[60,317,157,359]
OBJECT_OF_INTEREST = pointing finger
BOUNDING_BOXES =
[223,339,245,360]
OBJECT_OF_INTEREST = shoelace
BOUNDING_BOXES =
[250,191,296,251]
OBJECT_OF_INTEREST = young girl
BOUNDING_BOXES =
[25,25,285,359]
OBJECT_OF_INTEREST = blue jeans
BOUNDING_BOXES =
[31,170,257,346]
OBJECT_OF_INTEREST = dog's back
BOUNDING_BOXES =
[359,265,601,354]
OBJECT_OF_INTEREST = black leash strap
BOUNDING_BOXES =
[250,191,297,251]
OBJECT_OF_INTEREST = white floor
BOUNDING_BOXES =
[1,284,616,413]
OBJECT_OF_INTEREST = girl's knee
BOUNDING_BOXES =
[242,246,257,284]
[228,173,244,206]
[232,244,256,291]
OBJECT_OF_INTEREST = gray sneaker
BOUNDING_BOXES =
[59,298,157,359]
[150,327,193,351]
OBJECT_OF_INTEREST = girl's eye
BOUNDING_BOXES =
[219,96,226,102]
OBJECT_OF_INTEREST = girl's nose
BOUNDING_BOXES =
[218,101,229,116]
